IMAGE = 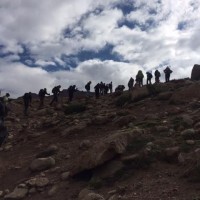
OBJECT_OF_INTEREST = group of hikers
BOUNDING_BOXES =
[0,66,173,147]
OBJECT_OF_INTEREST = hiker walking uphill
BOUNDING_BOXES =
[50,85,61,106]
[146,71,153,85]
[136,70,144,87]
[154,69,161,83]
[38,88,50,108]
[164,66,173,82]
[68,85,77,102]
[128,77,134,91]
[1,93,10,118]
[108,82,113,93]
[85,81,92,97]
[23,92,32,116]
[94,83,100,99]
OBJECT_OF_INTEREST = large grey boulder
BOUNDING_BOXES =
[30,157,55,172]
[191,64,200,80]
[4,187,28,199]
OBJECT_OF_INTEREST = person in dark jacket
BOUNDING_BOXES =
[94,83,100,99]
[136,70,144,87]
[146,71,153,85]
[50,85,61,105]
[23,92,32,116]
[38,88,50,108]
[0,125,8,147]
[108,82,113,93]
[128,77,134,91]
[164,66,173,82]
[85,81,92,97]
[68,85,77,102]
[154,70,161,83]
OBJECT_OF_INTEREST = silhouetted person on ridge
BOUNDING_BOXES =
[146,71,153,85]
[128,77,134,91]
[164,66,173,82]
[0,124,8,147]
[94,83,100,99]
[2,93,10,117]
[38,88,50,108]
[85,81,92,97]
[154,69,161,83]
[68,85,77,102]
[50,85,61,105]
[23,92,32,116]
[108,82,113,93]
[136,70,144,87]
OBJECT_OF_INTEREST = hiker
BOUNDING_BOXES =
[94,83,100,99]
[108,82,113,93]
[85,81,92,97]
[0,124,8,147]
[136,70,144,87]
[50,85,61,105]
[164,66,173,82]
[68,85,77,102]
[0,100,6,124]
[23,92,32,116]
[99,82,104,95]
[38,88,50,108]
[154,70,161,83]
[104,84,109,95]
[2,93,10,117]
[146,71,153,85]
[115,85,125,92]
[128,77,134,91]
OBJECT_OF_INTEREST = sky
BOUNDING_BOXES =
[0,0,200,97]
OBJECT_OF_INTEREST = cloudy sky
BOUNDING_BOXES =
[0,0,200,97]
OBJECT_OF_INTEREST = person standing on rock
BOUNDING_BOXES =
[23,92,32,116]
[50,85,61,106]
[85,81,92,97]
[108,82,113,93]
[136,70,144,87]
[146,71,153,85]
[128,77,134,91]
[2,93,10,118]
[94,83,100,99]
[38,88,50,108]
[154,69,161,83]
[164,66,173,82]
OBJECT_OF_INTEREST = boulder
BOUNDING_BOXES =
[70,129,143,176]
[191,64,200,81]
[30,157,55,172]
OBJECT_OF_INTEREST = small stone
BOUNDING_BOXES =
[79,140,91,150]
[18,184,27,188]
[181,129,195,136]
[28,188,36,194]
[4,187,28,199]
[61,172,70,181]
[4,144,13,151]
[35,177,49,187]
[0,191,4,197]
[48,185,58,197]
[186,140,195,145]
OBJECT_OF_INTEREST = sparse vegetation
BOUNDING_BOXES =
[115,93,132,107]
[64,103,86,115]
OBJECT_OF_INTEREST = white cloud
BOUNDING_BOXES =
[0,0,200,97]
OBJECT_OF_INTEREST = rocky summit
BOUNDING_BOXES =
[1,79,200,200]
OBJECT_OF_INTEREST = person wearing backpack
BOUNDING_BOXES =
[68,85,77,102]
[50,85,61,105]
[136,70,144,87]
[128,77,134,91]
[154,70,161,83]
[38,88,50,108]
[164,66,173,82]
[23,92,32,116]
[85,81,91,97]
[146,71,153,85]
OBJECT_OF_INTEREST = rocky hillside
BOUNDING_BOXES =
[1,79,200,200]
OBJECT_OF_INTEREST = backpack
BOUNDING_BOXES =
[38,89,43,96]
[52,87,56,93]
